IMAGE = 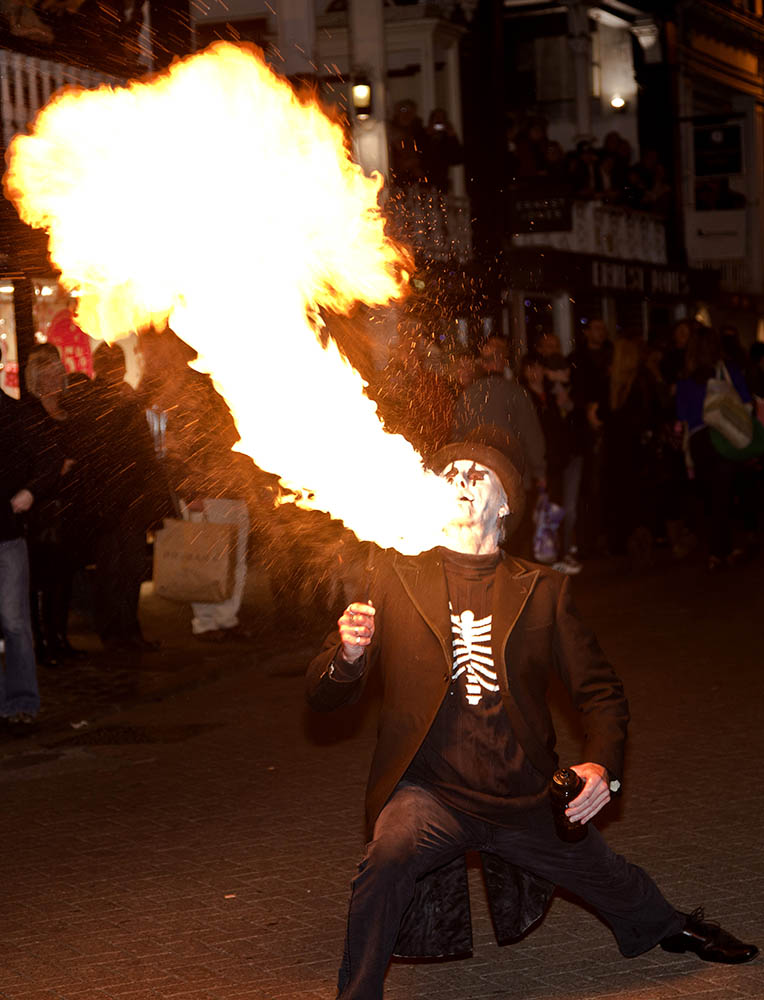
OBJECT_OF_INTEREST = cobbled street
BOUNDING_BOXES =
[1,553,762,1000]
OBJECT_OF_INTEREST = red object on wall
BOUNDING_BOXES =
[2,360,19,390]
[46,309,94,377]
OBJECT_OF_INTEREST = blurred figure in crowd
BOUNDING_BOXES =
[421,108,462,194]
[601,338,664,565]
[541,140,566,181]
[569,141,602,199]
[140,329,253,642]
[452,335,546,557]
[24,345,92,666]
[518,352,582,574]
[747,341,764,401]
[0,389,44,734]
[88,343,171,652]
[720,324,747,370]
[532,331,563,360]
[447,348,479,395]
[372,329,453,457]
[661,320,691,389]
[514,117,548,177]
[568,319,613,557]
[676,326,757,572]
[388,100,426,190]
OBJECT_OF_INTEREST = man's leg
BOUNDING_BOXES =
[0,538,40,718]
[492,807,682,958]
[339,784,474,1000]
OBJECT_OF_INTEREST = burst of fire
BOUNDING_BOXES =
[5,42,455,553]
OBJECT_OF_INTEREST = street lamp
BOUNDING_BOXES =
[352,75,373,121]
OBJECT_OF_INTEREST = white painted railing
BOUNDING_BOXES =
[695,258,749,293]
[511,199,667,265]
[0,49,119,148]
[385,188,472,263]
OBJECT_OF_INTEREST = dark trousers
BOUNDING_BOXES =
[338,783,681,1000]
[689,427,758,559]
[28,540,76,650]
[93,525,147,645]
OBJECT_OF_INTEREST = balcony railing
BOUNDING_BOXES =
[0,48,118,149]
[511,199,667,265]
[384,188,472,264]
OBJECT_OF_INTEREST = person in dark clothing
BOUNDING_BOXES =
[88,343,171,651]
[747,341,764,400]
[420,108,462,194]
[660,319,691,389]
[601,337,665,560]
[519,352,583,572]
[307,434,757,999]
[23,345,95,666]
[676,326,757,571]
[387,100,426,190]
[567,319,613,557]
[0,390,50,731]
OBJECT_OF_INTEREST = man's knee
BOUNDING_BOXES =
[362,827,421,880]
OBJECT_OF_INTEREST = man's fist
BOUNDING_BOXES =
[338,602,375,663]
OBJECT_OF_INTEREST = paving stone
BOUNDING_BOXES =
[1,556,763,998]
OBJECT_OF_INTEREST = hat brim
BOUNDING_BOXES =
[429,441,526,538]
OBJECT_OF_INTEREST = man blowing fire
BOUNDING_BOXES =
[306,429,757,999]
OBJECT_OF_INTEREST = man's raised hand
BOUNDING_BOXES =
[339,602,375,663]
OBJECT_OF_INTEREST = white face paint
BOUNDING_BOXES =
[439,460,508,554]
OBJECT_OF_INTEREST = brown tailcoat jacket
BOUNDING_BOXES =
[306,547,629,957]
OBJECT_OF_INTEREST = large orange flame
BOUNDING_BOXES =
[5,42,455,553]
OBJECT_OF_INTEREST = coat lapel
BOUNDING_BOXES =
[491,557,539,695]
[393,549,453,671]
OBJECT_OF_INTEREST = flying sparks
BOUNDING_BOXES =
[5,41,454,553]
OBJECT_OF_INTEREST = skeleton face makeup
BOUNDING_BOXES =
[440,460,509,553]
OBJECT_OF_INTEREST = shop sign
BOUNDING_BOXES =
[591,259,689,296]
[509,181,573,233]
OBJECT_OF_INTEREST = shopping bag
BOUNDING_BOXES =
[703,365,753,449]
[152,518,236,603]
[711,418,764,461]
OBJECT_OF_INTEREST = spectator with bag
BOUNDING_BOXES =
[676,326,758,572]
[518,353,581,574]
[140,329,253,643]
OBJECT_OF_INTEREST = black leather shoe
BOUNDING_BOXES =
[661,908,758,964]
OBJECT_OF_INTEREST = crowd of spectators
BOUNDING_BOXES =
[506,115,673,215]
[387,99,464,194]
[369,316,764,577]
[2,316,763,735]
[0,329,270,735]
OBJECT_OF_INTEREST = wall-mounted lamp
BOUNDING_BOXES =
[351,75,372,121]
[610,94,626,111]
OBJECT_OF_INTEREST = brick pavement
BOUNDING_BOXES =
[0,552,762,1000]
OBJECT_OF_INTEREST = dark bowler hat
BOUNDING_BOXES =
[429,425,526,536]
